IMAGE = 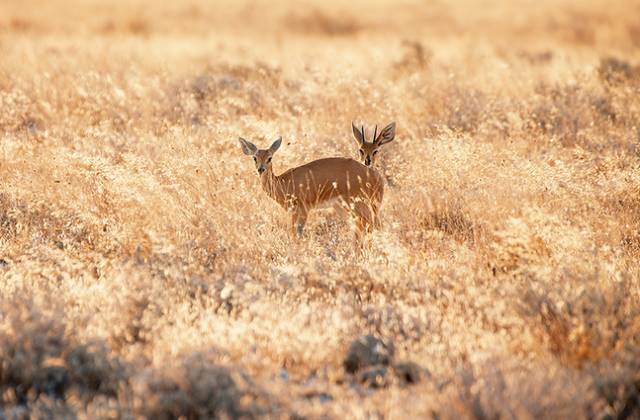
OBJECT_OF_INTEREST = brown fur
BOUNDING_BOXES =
[240,138,384,237]
[352,122,396,167]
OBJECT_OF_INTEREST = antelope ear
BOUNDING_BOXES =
[239,137,257,155]
[375,122,396,146]
[352,122,365,146]
[269,137,282,153]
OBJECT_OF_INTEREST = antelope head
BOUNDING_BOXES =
[351,122,396,167]
[239,137,282,175]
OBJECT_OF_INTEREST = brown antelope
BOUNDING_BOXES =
[351,122,396,167]
[238,136,384,238]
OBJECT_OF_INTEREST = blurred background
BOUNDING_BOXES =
[1,0,638,48]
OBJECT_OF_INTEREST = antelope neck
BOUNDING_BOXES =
[260,166,283,204]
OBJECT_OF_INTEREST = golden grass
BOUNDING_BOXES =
[1,0,640,418]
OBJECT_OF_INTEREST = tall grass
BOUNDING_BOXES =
[1,0,640,417]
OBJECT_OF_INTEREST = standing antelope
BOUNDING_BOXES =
[238,136,384,238]
[351,122,396,167]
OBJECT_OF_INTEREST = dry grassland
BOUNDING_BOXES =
[1,0,640,418]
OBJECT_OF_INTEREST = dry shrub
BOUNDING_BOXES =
[569,23,596,46]
[489,216,552,275]
[392,355,640,418]
[0,301,126,407]
[107,292,152,351]
[517,275,640,367]
[590,347,640,419]
[530,82,616,148]
[517,50,554,66]
[132,353,273,419]
[598,56,640,86]
[0,192,114,257]
[267,264,389,305]
[163,63,290,125]
[420,195,479,243]
[442,86,488,134]
[360,305,428,344]
[602,182,640,259]
[97,18,152,36]
[629,24,640,47]
[396,181,482,252]
[127,18,151,36]
[9,18,35,32]
[434,359,596,419]
[285,10,360,36]
[0,399,77,419]
[0,86,44,135]
[392,40,432,78]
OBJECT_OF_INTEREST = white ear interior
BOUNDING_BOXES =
[270,137,282,152]
[239,138,257,155]
[352,123,365,145]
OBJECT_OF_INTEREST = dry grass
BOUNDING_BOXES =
[1,0,640,418]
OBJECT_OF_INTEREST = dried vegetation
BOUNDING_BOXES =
[1,0,640,418]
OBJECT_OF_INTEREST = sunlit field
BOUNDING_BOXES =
[1,0,640,417]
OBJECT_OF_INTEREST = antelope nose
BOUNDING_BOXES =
[365,157,371,166]
[258,167,265,174]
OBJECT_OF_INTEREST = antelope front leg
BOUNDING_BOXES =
[291,207,308,238]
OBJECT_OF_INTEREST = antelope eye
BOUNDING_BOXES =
[267,157,272,163]
[358,150,364,156]
[253,156,257,162]
[373,150,378,155]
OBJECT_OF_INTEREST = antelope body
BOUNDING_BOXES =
[239,137,384,237]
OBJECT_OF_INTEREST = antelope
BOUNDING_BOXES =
[351,122,396,167]
[238,136,384,238]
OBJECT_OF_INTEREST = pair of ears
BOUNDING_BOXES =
[239,121,396,155]
[352,122,396,146]
[239,137,281,156]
